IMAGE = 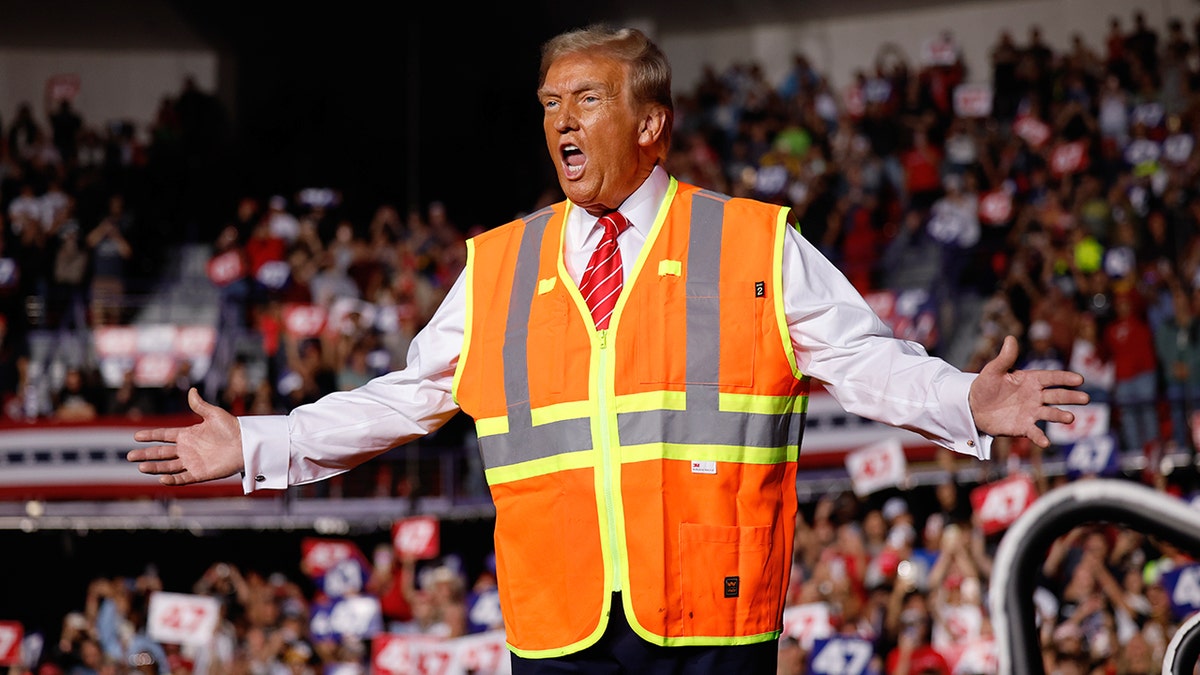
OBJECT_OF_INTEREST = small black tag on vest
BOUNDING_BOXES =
[724,576,740,598]
[754,281,765,298]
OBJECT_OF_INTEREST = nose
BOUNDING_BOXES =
[552,102,577,132]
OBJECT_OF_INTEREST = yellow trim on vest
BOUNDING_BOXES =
[774,208,804,380]
[718,392,803,415]
[529,400,592,426]
[537,277,557,295]
[658,259,682,276]
[621,442,799,465]
[474,415,509,438]
[451,238,477,406]
[613,390,687,413]
[623,616,782,648]
[483,448,596,485]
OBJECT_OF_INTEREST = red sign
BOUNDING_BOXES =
[393,516,441,560]
[970,473,1037,536]
[134,353,178,388]
[1050,140,1089,177]
[979,190,1013,225]
[1013,116,1051,149]
[953,83,993,118]
[0,621,22,666]
[301,537,368,578]
[206,250,245,287]
[283,304,328,338]
[94,326,139,358]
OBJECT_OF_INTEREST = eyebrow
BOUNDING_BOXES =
[539,80,609,100]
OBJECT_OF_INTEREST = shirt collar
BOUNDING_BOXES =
[569,165,670,237]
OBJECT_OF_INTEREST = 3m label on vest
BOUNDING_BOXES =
[724,576,740,598]
[755,281,765,297]
[691,460,717,474]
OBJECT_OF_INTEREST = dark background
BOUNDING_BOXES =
[162,4,613,235]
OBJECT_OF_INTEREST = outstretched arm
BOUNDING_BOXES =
[969,335,1090,447]
[128,387,244,485]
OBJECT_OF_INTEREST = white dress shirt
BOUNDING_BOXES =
[239,166,988,491]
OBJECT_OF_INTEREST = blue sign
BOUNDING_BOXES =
[809,636,876,675]
[1064,433,1120,479]
[1160,563,1200,621]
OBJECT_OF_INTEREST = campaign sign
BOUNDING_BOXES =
[1050,140,1089,177]
[970,473,1036,536]
[808,636,874,675]
[1046,403,1110,446]
[1160,563,1200,621]
[319,556,369,599]
[1064,432,1120,479]
[0,621,22,666]
[455,631,511,674]
[310,596,383,642]
[978,190,1013,225]
[466,588,504,633]
[951,639,998,674]
[283,303,328,338]
[206,250,245,287]
[953,83,992,118]
[146,592,220,645]
[782,603,833,650]
[301,537,368,578]
[393,516,441,560]
[372,633,419,675]
[1013,116,1051,149]
[845,438,907,497]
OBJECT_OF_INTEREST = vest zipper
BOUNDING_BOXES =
[597,328,622,593]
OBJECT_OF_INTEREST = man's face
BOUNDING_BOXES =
[539,50,654,216]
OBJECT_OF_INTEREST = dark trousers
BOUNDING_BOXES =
[510,593,779,674]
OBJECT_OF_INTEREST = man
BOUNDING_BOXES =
[130,25,1088,674]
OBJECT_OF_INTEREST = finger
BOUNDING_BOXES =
[981,335,1019,376]
[136,458,186,475]
[126,446,180,463]
[188,387,219,420]
[1028,425,1051,448]
[160,472,196,486]
[1032,370,1086,388]
[1039,407,1076,425]
[1042,389,1091,406]
[133,427,181,443]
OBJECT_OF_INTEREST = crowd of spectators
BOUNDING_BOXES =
[5,7,1200,674]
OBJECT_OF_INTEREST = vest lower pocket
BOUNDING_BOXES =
[678,522,779,637]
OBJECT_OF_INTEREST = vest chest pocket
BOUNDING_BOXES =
[529,289,569,394]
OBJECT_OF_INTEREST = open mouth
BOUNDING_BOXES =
[562,144,586,179]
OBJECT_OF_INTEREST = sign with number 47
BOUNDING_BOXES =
[0,621,23,666]
[147,592,220,646]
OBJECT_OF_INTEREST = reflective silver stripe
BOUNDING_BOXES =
[478,417,594,471]
[481,208,592,471]
[618,408,806,449]
[686,191,726,413]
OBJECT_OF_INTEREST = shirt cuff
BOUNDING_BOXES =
[945,371,991,461]
[238,415,290,493]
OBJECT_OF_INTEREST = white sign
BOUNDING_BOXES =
[147,592,221,645]
[845,438,907,496]
[1046,403,1110,445]
[782,602,833,650]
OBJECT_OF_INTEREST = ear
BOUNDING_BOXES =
[637,105,668,148]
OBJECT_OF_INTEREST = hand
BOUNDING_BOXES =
[969,335,1090,448]
[127,388,244,485]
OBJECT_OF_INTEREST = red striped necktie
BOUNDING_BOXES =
[579,210,630,330]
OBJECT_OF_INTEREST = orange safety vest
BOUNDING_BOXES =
[453,178,810,657]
